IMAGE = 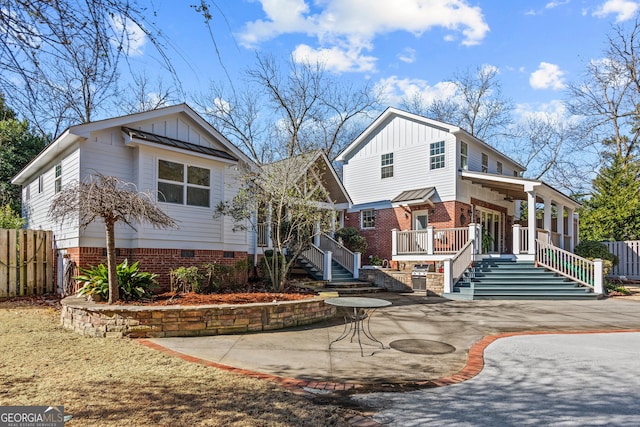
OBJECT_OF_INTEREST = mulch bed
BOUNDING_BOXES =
[123,291,316,306]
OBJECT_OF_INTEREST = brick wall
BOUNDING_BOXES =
[65,247,249,290]
[345,201,473,261]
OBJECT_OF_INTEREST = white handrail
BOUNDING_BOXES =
[300,244,325,277]
[535,239,596,289]
[451,240,474,284]
[319,233,355,273]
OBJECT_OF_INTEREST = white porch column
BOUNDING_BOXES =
[323,251,332,281]
[443,258,453,293]
[313,221,321,247]
[527,191,536,255]
[566,207,575,252]
[427,226,434,255]
[469,223,481,255]
[543,197,552,239]
[391,229,398,256]
[512,224,521,254]
[594,258,603,295]
[557,202,565,249]
[353,252,361,280]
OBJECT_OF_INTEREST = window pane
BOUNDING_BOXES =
[158,182,184,204]
[55,164,62,178]
[187,166,210,186]
[381,165,393,179]
[159,160,184,182]
[362,209,375,228]
[187,187,210,207]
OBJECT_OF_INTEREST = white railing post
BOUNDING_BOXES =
[391,229,398,256]
[469,223,481,255]
[594,258,603,295]
[353,252,361,280]
[512,224,521,255]
[427,226,434,255]
[443,258,453,293]
[323,250,332,281]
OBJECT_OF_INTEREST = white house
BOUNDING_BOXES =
[336,107,581,263]
[12,104,255,288]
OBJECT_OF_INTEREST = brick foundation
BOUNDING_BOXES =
[60,296,336,338]
[65,247,249,290]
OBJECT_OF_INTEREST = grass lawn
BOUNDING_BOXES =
[0,298,352,426]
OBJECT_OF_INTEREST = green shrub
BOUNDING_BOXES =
[202,259,248,292]
[76,259,157,301]
[170,266,202,293]
[334,227,368,253]
[0,204,24,229]
[574,241,619,266]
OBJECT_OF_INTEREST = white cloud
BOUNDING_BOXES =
[110,15,147,56]
[515,99,569,121]
[239,0,490,72]
[292,44,377,72]
[374,75,457,106]
[545,0,570,9]
[529,62,566,90]
[397,47,417,64]
[593,0,640,22]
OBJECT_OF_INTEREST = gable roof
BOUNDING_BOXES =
[263,150,352,205]
[12,104,255,185]
[335,107,525,171]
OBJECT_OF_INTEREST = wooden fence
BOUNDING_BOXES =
[604,241,640,279]
[0,229,55,297]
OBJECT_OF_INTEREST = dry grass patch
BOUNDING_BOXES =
[0,299,351,426]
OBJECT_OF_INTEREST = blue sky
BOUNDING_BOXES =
[124,0,638,126]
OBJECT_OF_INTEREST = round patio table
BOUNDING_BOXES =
[325,297,392,357]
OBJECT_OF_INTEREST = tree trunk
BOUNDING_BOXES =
[105,220,119,304]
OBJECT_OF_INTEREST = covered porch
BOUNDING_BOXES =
[392,171,581,261]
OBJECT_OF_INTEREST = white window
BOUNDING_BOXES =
[481,153,488,173]
[430,141,445,170]
[25,185,30,201]
[361,209,375,229]
[497,161,503,175]
[54,163,62,193]
[158,160,210,207]
[381,153,393,179]
[460,141,468,170]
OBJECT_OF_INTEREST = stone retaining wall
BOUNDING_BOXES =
[61,296,336,338]
[359,267,444,295]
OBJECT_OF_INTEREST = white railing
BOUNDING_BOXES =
[319,233,355,274]
[300,244,327,280]
[257,223,269,247]
[396,227,469,255]
[604,240,640,278]
[434,228,469,253]
[520,226,529,253]
[451,240,474,283]
[536,239,602,293]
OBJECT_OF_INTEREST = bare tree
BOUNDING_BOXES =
[49,175,177,304]
[566,17,640,162]
[401,65,513,141]
[198,54,381,164]
[0,0,182,136]
[217,153,333,291]
[119,72,180,115]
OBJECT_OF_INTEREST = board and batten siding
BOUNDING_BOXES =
[23,147,81,248]
[342,115,457,205]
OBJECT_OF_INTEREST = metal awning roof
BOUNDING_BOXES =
[391,187,435,206]
[122,127,238,161]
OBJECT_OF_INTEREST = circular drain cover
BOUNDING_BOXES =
[389,339,456,355]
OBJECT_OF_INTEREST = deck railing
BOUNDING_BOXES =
[520,226,529,253]
[536,239,603,293]
[256,223,269,247]
[395,227,469,255]
[319,233,355,274]
[451,240,474,283]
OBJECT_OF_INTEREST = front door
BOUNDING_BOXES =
[412,210,429,252]
[476,207,503,253]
